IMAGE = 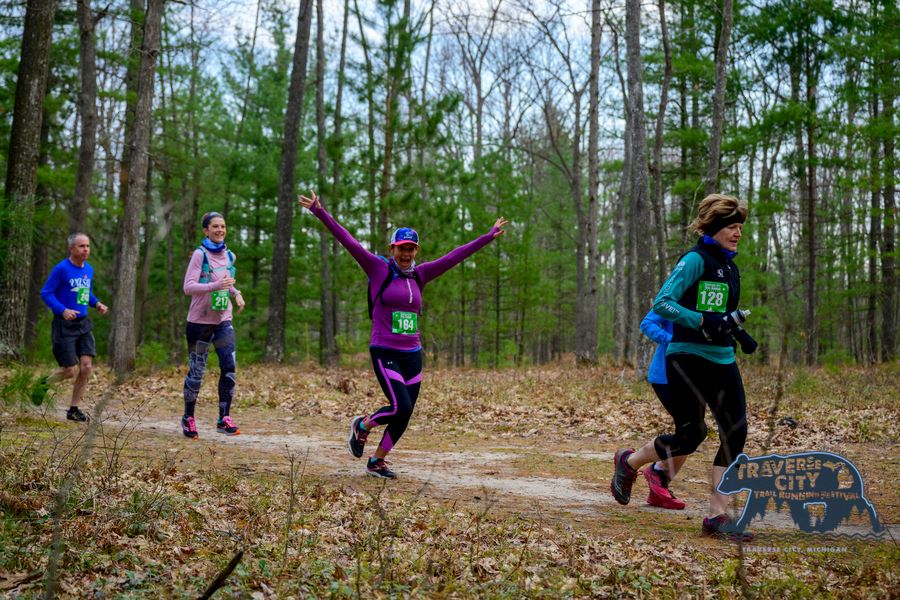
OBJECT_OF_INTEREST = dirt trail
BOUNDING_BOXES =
[122,413,893,538]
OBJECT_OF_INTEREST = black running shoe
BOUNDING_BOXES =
[348,415,368,458]
[366,457,396,479]
[30,376,50,406]
[610,448,638,505]
[66,406,90,422]
[702,514,754,542]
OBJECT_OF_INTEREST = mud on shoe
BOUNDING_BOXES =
[366,457,396,479]
[644,465,686,510]
[348,415,369,458]
[610,448,638,505]
[216,416,240,436]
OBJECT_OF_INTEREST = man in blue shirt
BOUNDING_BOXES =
[35,233,108,421]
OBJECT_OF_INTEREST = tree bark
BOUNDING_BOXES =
[315,0,338,366]
[651,0,672,285]
[578,0,602,365]
[109,0,164,375]
[625,0,654,367]
[265,0,313,362]
[704,0,732,197]
[70,0,101,234]
[0,0,58,359]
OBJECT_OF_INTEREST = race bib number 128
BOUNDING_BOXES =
[696,281,728,313]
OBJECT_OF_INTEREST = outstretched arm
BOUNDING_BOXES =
[417,217,507,284]
[299,190,383,275]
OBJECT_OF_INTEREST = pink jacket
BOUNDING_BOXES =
[183,248,239,324]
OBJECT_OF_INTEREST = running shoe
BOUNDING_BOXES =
[66,406,90,422]
[181,415,199,439]
[30,376,50,406]
[348,415,368,458]
[644,464,686,510]
[366,457,396,479]
[610,448,638,505]
[216,416,240,436]
[702,514,754,542]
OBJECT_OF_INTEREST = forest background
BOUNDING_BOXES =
[0,0,896,373]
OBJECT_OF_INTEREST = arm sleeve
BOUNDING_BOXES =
[416,228,499,284]
[89,292,100,307]
[40,265,66,316]
[310,204,383,276]
[183,250,216,295]
[640,310,672,345]
[652,252,705,330]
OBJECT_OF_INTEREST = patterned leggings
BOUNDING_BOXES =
[183,320,236,419]
[366,347,423,453]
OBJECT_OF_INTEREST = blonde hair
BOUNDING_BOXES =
[689,194,748,236]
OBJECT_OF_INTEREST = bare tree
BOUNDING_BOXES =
[265,0,313,362]
[625,0,654,366]
[0,0,58,359]
[651,0,672,285]
[704,0,733,196]
[109,0,164,375]
[315,0,338,366]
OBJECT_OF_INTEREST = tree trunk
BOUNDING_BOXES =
[879,6,896,360]
[24,102,53,349]
[109,0,163,375]
[704,0,732,196]
[625,0,654,367]
[0,0,58,359]
[315,0,337,366]
[651,0,672,285]
[70,0,101,234]
[578,0,602,365]
[265,0,312,362]
[109,0,144,354]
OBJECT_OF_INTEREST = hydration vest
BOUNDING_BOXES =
[368,256,422,319]
[671,240,740,347]
[198,247,236,283]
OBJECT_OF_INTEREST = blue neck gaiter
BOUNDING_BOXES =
[701,235,737,260]
[202,237,227,253]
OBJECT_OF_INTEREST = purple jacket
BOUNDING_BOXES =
[310,204,498,351]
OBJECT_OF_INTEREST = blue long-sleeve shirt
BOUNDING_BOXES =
[40,258,100,318]
[640,309,672,384]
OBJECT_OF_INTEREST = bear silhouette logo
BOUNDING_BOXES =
[718,452,883,535]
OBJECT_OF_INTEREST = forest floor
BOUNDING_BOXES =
[1,360,898,598]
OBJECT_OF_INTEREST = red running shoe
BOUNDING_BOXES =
[644,465,686,510]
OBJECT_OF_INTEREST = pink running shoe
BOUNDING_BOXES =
[181,415,199,439]
[216,416,240,435]
[644,465,686,510]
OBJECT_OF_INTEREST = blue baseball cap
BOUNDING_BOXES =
[390,227,419,247]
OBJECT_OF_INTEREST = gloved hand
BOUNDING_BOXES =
[733,329,758,354]
[700,313,734,341]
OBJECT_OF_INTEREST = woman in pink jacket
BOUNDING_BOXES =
[180,212,245,438]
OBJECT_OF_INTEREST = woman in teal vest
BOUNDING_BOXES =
[611,194,752,539]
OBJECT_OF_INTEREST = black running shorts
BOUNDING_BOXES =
[51,316,96,367]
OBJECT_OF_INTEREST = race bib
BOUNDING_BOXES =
[696,281,728,313]
[392,311,418,335]
[76,287,90,306]
[211,290,230,311]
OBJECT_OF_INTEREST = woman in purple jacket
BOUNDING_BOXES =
[299,190,506,479]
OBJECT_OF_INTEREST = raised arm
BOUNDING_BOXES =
[652,252,705,330]
[416,217,507,284]
[299,190,384,276]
